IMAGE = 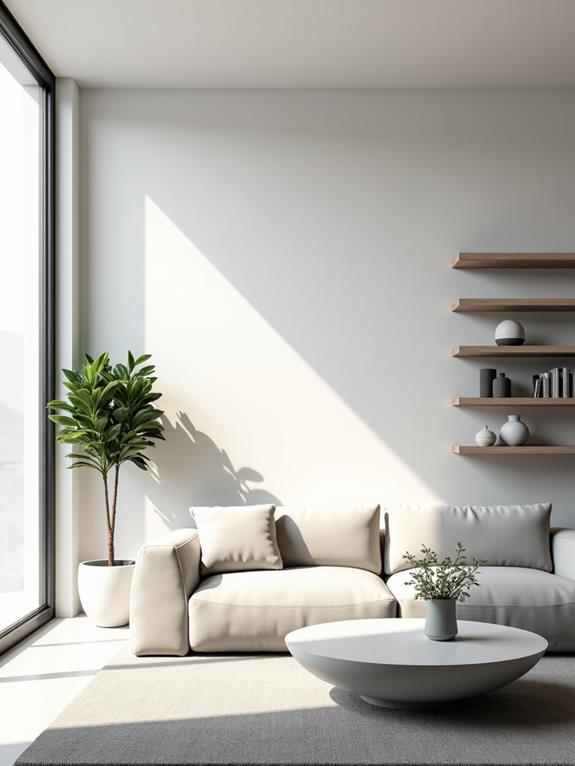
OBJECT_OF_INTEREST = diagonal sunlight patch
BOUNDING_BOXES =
[144,196,441,533]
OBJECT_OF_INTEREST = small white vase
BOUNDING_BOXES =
[495,319,525,346]
[475,425,496,447]
[499,415,530,447]
[78,560,135,627]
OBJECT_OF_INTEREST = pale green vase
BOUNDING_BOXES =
[425,598,458,641]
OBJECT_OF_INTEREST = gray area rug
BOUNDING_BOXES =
[16,647,575,765]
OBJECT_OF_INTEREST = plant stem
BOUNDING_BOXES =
[110,463,120,565]
[102,471,114,566]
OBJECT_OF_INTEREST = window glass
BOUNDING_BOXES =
[0,40,42,634]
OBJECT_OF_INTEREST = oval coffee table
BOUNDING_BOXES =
[286,618,547,709]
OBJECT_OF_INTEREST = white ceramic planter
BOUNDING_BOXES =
[78,560,135,627]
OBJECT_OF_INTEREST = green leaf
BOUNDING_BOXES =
[69,461,99,471]
[134,353,152,367]
[99,380,120,407]
[62,368,81,384]
[112,406,129,422]
[96,416,109,431]
[47,399,73,411]
[58,431,89,443]
[49,414,78,427]
[129,456,149,470]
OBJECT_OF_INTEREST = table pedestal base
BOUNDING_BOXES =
[360,694,459,710]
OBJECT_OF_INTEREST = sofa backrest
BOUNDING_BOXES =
[383,503,553,575]
[275,504,382,573]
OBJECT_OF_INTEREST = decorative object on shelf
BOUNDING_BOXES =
[533,368,574,398]
[479,368,497,397]
[475,425,497,447]
[402,543,484,641]
[562,368,572,398]
[551,367,561,397]
[495,319,525,346]
[47,352,165,626]
[533,374,541,397]
[499,415,530,447]
[492,372,511,397]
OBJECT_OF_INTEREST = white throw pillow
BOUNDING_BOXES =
[191,504,283,575]
[383,503,552,575]
[275,505,382,573]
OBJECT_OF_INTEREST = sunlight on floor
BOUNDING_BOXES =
[0,617,128,766]
[144,196,442,537]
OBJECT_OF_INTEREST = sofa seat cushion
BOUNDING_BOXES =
[189,566,396,652]
[386,566,575,651]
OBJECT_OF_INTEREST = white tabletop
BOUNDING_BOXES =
[286,618,547,667]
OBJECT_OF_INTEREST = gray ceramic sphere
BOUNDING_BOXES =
[495,319,525,346]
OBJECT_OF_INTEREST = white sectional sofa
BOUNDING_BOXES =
[130,502,575,655]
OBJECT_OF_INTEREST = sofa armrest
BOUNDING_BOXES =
[551,528,575,581]
[130,529,201,656]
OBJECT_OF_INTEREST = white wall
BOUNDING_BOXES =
[79,88,575,563]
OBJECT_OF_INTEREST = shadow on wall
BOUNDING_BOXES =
[145,412,282,530]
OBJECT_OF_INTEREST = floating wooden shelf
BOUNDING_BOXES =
[452,345,575,358]
[453,253,575,269]
[452,397,575,406]
[453,298,575,312]
[453,445,575,455]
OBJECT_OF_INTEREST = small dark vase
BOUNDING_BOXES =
[492,372,511,398]
[479,368,497,398]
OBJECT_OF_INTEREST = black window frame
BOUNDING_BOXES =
[0,1,55,655]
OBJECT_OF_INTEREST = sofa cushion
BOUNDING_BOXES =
[383,503,552,575]
[188,565,395,652]
[275,505,382,573]
[191,505,283,575]
[386,566,575,651]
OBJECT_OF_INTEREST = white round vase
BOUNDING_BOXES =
[495,319,525,346]
[499,415,530,447]
[78,560,135,627]
[475,425,497,447]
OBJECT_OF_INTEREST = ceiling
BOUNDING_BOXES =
[6,0,575,88]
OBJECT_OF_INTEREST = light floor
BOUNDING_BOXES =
[0,617,129,766]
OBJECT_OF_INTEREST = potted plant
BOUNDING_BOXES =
[402,543,484,641]
[48,352,164,626]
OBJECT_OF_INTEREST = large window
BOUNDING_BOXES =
[0,4,54,654]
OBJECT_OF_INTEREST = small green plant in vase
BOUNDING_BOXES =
[402,543,485,641]
[47,351,164,626]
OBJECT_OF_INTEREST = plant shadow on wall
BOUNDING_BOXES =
[145,411,282,529]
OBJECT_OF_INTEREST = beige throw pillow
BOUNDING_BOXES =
[191,504,283,575]
[275,505,382,573]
